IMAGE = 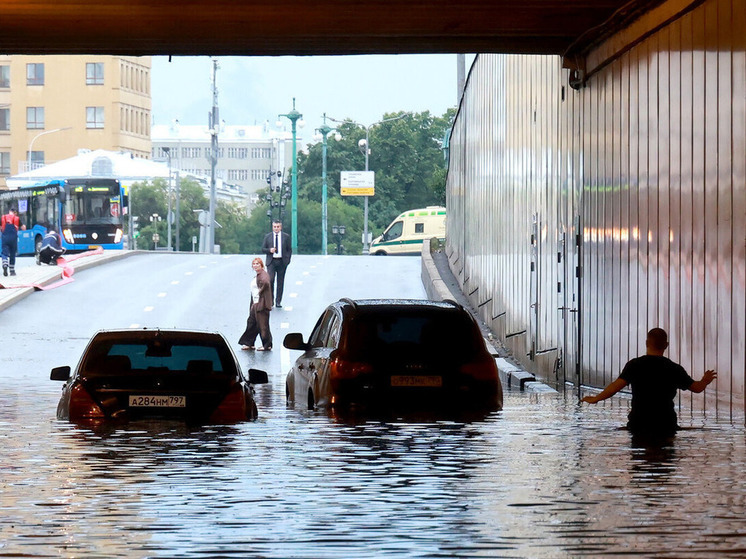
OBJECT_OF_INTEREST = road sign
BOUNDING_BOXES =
[340,171,375,196]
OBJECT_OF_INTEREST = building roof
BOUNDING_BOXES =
[152,124,296,143]
[6,149,169,189]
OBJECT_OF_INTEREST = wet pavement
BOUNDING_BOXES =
[1,252,745,558]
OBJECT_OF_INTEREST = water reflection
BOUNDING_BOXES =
[1,382,745,557]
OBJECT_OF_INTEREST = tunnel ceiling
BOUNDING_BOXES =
[1,1,663,57]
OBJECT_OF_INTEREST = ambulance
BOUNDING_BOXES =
[370,206,446,255]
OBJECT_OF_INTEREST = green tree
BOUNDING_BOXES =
[129,177,209,251]
[294,109,453,250]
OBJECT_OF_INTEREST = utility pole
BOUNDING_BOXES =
[208,57,219,254]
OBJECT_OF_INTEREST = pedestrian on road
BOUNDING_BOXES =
[261,220,291,308]
[582,327,717,437]
[238,257,273,351]
[1,207,26,277]
[37,228,66,265]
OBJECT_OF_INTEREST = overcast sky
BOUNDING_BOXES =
[151,54,462,145]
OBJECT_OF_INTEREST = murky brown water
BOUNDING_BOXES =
[3,369,745,558]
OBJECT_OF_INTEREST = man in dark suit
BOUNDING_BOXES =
[261,220,292,307]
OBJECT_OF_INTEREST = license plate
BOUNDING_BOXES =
[129,395,186,407]
[391,375,442,387]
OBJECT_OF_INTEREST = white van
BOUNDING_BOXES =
[370,206,446,255]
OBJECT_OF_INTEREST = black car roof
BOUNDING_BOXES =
[338,298,463,311]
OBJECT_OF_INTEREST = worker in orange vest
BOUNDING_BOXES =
[1,207,26,277]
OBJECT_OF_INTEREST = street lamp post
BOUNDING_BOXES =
[27,127,72,171]
[277,98,304,254]
[314,114,341,255]
[329,113,410,254]
[162,147,173,251]
[208,58,219,254]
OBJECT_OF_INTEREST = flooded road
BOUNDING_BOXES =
[4,375,744,557]
[2,254,745,557]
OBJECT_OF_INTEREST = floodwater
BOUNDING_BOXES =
[2,370,745,558]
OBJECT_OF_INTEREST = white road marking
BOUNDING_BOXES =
[289,293,298,298]
[283,306,293,311]
[144,306,154,312]
[158,292,167,298]
[281,322,290,329]
[185,271,193,276]
[303,271,310,276]
[171,280,180,285]
[295,280,303,285]
[130,324,140,328]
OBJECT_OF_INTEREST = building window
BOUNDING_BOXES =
[26,107,45,129]
[227,147,249,159]
[29,151,44,169]
[0,66,9,88]
[26,63,45,86]
[0,152,10,175]
[86,62,104,85]
[86,106,105,129]
[0,108,9,131]
[181,147,201,159]
[251,147,272,158]
[228,169,249,181]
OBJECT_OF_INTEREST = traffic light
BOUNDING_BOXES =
[132,216,140,238]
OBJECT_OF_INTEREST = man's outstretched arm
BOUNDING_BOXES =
[581,378,628,404]
[689,370,717,393]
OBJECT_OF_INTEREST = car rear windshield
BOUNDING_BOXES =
[81,342,228,377]
[347,310,482,359]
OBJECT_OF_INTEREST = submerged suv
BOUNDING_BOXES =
[284,298,503,410]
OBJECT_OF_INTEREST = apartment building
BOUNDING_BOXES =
[0,55,152,188]
[151,123,298,205]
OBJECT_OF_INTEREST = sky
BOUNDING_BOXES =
[151,54,462,145]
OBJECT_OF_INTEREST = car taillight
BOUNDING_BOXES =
[68,384,105,420]
[209,384,247,423]
[459,354,499,381]
[329,357,374,380]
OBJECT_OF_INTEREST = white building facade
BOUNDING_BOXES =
[151,122,298,208]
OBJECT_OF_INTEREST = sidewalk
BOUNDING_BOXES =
[0,250,139,312]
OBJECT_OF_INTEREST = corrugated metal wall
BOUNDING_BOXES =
[446,0,745,418]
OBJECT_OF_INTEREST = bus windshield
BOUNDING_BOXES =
[63,185,121,226]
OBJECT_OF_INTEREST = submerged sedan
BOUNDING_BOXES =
[284,298,503,410]
[51,328,268,424]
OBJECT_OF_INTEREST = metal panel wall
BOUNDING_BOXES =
[446,0,745,417]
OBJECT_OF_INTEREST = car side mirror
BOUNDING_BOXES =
[248,368,269,385]
[50,366,71,381]
[283,332,310,351]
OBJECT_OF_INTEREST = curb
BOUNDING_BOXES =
[0,250,142,313]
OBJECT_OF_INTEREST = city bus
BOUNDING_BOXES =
[0,178,127,255]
